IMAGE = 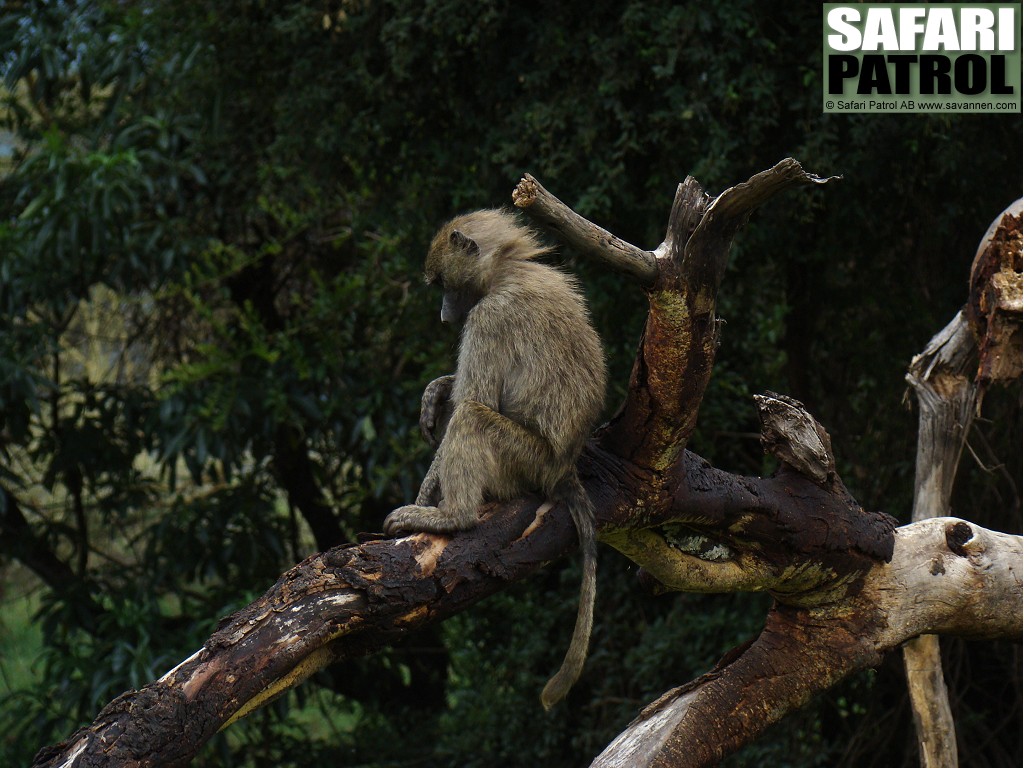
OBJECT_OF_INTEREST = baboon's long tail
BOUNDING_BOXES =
[540,472,597,711]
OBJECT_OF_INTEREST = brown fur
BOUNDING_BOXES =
[383,209,606,709]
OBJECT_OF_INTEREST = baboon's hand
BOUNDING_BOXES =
[420,374,456,448]
[383,504,472,536]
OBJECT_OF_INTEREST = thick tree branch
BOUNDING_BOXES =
[591,160,839,471]
[32,496,580,768]
[593,517,1022,768]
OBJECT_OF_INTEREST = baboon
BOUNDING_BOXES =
[383,209,607,710]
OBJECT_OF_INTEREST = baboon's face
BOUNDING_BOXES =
[425,229,483,325]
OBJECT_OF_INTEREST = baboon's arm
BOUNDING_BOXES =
[420,374,456,448]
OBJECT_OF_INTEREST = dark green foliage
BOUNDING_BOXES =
[0,1,1020,766]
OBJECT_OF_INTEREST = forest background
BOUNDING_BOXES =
[0,2,1021,766]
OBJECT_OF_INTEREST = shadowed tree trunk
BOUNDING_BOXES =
[32,162,1023,768]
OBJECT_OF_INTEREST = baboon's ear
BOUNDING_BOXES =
[449,230,480,257]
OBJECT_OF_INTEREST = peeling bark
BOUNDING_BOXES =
[966,199,1023,388]
[33,497,579,768]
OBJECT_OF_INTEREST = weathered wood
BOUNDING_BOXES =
[30,430,905,768]
[32,495,581,768]
[754,391,836,487]
[966,199,1022,387]
[904,635,956,767]
[900,202,1022,768]
[903,311,977,768]
[602,449,896,605]
[680,158,839,302]
[593,517,1023,768]
[512,173,661,285]
[597,160,839,472]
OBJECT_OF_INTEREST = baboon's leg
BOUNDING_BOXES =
[415,453,443,506]
[383,400,554,535]
[440,400,555,509]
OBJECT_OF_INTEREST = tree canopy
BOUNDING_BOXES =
[1,2,1020,766]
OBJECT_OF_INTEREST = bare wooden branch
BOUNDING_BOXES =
[904,635,956,768]
[905,313,977,512]
[512,173,660,285]
[595,159,838,472]
[32,497,580,768]
[867,517,1022,643]
[680,158,840,300]
[593,517,1023,768]
[661,176,708,264]
[900,201,1022,768]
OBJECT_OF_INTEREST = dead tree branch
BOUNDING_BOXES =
[512,173,661,285]
[595,517,1022,768]
[901,200,1022,768]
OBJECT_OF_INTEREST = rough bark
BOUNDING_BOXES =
[32,166,1023,768]
[966,200,1023,388]
[31,496,579,768]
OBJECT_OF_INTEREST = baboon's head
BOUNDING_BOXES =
[424,209,546,324]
